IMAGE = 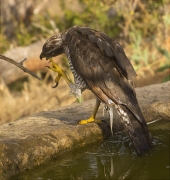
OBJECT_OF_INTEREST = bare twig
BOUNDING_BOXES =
[0,54,42,81]
[33,0,49,15]
[31,22,54,35]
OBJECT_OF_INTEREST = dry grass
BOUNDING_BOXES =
[0,71,94,125]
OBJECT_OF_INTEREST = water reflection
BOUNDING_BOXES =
[13,120,170,180]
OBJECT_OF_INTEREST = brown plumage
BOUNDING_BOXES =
[40,26,152,155]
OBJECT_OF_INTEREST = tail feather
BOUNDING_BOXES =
[109,107,114,135]
[127,119,152,154]
[108,106,122,135]
[110,104,152,155]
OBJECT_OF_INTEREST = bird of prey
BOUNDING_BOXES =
[40,26,152,155]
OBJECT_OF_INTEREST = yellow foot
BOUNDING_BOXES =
[46,58,72,86]
[48,58,65,75]
[79,117,101,125]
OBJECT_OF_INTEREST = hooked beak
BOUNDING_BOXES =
[40,52,50,60]
[40,52,45,60]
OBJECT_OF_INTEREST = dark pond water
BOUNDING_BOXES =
[13,120,170,180]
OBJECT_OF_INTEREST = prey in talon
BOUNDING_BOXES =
[40,26,152,155]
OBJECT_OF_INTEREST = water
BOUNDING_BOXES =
[13,120,170,180]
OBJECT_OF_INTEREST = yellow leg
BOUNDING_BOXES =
[47,58,72,86]
[79,99,101,124]
[47,58,83,101]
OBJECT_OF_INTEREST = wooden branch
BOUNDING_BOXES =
[0,55,42,81]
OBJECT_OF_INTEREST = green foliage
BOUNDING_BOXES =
[56,0,121,37]
[0,34,10,53]
[155,44,170,61]
[1,0,169,83]
[162,75,170,82]
[156,44,170,82]
[15,23,34,46]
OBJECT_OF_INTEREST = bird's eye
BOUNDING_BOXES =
[44,46,52,52]
[55,40,61,46]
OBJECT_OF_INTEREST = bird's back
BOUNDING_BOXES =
[63,26,152,154]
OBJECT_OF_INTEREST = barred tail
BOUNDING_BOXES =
[109,105,152,155]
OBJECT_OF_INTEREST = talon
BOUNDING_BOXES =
[79,119,93,125]
[46,58,73,89]
[79,118,101,125]
[52,74,61,88]
[51,82,58,88]
[79,99,101,125]
[79,116,95,124]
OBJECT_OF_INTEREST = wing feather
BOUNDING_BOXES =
[88,34,98,43]
[77,27,136,79]
[66,26,146,126]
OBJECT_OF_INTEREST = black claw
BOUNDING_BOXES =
[51,82,58,88]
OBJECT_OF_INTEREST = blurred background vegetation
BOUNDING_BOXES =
[0,0,170,124]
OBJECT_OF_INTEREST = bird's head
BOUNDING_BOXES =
[40,34,64,60]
